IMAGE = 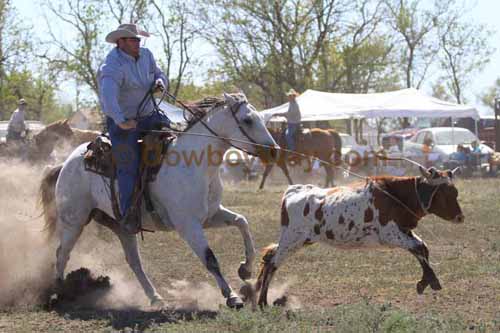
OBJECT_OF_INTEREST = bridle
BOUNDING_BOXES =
[164,91,266,157]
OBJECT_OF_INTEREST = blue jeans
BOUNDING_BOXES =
[285,123,300,151]
[6,129,22,142]
[107,112,171,216]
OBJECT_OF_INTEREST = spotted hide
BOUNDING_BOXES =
[255,166,464,307]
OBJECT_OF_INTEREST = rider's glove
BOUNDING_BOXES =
[155,79,165,92]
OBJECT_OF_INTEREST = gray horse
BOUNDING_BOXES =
[39,93,278,308]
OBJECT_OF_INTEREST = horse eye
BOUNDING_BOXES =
[243,117,253,126]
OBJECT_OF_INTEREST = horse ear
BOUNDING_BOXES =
[448,167,461,178]
[419,166,431,179]
[223,92,235,104]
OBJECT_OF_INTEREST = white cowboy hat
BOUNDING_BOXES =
[105,23,151,43]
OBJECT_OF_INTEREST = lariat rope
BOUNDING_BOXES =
[145,126,431,222]
[143,91,453,247]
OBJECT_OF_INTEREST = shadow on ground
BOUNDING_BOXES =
[52,306,217,331]
[46,267,218,330]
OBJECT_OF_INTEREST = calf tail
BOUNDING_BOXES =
[38,164,62,240]
[255,243,279,293]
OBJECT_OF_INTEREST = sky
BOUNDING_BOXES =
[12,0,500,111]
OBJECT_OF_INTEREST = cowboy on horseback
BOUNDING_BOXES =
[6,98,28,143]
[98,23,171,234]
[270,89,301,150]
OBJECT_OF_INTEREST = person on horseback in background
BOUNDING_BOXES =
[98,23,171,234]
[6,99,28,143]
[270,89,302,151]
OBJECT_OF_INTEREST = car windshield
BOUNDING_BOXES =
[341,135,356,147]
[434,130,477,145]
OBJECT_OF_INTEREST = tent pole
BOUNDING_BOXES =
[452,117,455,145]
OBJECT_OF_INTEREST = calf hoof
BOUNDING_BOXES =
[238,263,252,281]
[273,295,288,307]
[257,299,268,309]
[239,282,255,303]
[150,295,165,309]
[226,295,244,309]
[416,280,429,294]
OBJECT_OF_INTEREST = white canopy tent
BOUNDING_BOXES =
[261,88,479,121]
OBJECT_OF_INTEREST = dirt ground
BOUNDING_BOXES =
[0,162,499,331]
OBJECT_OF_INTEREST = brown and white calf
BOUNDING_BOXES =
[255,166,464,306]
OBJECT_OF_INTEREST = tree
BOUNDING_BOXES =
[438,19,492,104]
[150,0,200,98]
[106,0,149,24]
[41,0,107,97]
[0,0,32,117]
[317,0,400,93]
[383,0,449,89]
[0,69,66,122]
[40,0,151,99]
[200,0,346,107]
[480,78,500,111]
[41,0,197,102]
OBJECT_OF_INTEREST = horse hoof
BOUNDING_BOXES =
[226,295,244,309]
[238,263,252,281]
[151,295,165,309]
[416,280,428,294]
[430,279,442,291]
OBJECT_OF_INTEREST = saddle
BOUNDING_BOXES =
[83,132,174,227]
[83,132,172,180]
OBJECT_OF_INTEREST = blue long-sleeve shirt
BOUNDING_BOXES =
[98,47,168,124]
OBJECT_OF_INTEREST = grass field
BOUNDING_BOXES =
[0,165,499,332]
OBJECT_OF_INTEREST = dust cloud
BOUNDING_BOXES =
[0,161,231,312]
[0,160,148,310]
[0,160,54,307]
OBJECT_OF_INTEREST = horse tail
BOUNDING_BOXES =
[39,164,62,240]
[255,243,279,293]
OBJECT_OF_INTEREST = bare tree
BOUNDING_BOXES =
[0,0,31,79]
[438,18,493,104]
[319,0,398,94]
[383,0,457,89]
[106,0,149,24]
[150,0,199,97]
[200,0,347,106]
[41,0,151,99]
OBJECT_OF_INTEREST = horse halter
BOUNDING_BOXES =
[415,176,452,215]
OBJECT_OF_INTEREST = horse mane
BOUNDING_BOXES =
[185,97,225,123]
[181,94,245,131]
